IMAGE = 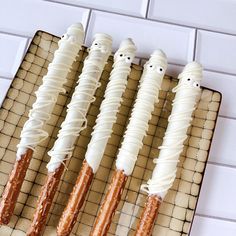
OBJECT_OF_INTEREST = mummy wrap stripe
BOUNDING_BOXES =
[116,50,167,176]
[85,38,137,173]
[141,62,202,198]
[46,33,112,172]
[16,23,84,160]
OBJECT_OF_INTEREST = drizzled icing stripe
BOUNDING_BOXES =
[116,50,167,176]
[16,24,84,160]
[46,33,112,173]
[85,38,137,173]
[141,62,202,198]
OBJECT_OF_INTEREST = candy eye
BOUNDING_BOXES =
[126,56,132,61]
[94,43,98,45]
[148,64,156,71]
[157,66,164,74]
[145,62,155,70]
[125,56,132,63]
[187,78,191,82]
[61,34,68,39]
[120,54,123,57]
[193,81,200,88]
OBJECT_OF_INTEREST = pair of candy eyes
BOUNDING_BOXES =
[119,54,131,60]
[186,78,200,87]
[147,64,164,73]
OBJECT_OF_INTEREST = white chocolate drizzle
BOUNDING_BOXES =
[46,33,112,172]
[85,38,137,173]
[141,62,202,198]
[16,23,85,160]
[116,50,167,176]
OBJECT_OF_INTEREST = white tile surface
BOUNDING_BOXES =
[0,33,28,78]
[196,30,236,74]
[0,0,89,37]
[209,117,236,166]
[1,0,236,233]
[0,78,12,106]
[48,0,148,17]
[191,216,236,236]
[86,11,195,64]
[202,70,236,118]
[148,0,236,34]
[196,164,236,220]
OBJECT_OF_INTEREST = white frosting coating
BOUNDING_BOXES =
[16,24,84,160]
[141,62,203,198]
[85,38,137,173]
[116,50,167,176]
[46,33,112,172]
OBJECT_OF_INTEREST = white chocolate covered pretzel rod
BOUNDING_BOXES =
[0,23,84,225]
[135,62,203,236]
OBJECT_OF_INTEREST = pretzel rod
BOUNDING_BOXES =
[91,50,167,235]
[136,62,203,235]
[90,169,127,236]
[28,34,112,236]
[57,39,136,236]
[0,149,33,224]
[135,195,162,236]
[27,161,65,236]
[0,24,84,224]
[57,160,93,236]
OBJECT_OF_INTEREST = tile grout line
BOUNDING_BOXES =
[139,57,236,77]
[42,0,146,18]
[145,0,151,18]
[193,28,198,60]
[203,68,236,77]
[42,0,236,37]
[0,76,13,81]
[207,161,236,170]
[0,30,30,38]
[188,28,197,62]
[218,115,236,120]
[84,9,92,40]
[167,61,236,78]
[195,213,236,223]
[151,19,236,37]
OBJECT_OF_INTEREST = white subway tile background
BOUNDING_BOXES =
[0,0,235,235]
